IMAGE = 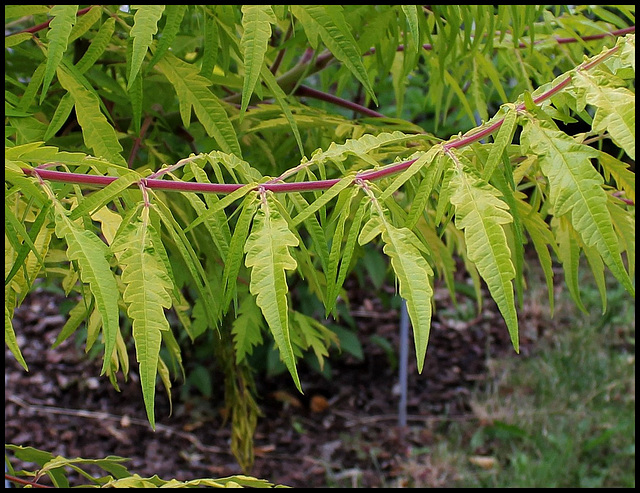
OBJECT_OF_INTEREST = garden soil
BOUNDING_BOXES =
[5,271,550,488]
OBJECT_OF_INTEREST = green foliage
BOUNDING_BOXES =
[5,444,280,488]
[4,4,635,484]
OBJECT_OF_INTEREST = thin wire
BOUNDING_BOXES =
[398,298,409,427]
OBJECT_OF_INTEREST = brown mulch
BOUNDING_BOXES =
[5,272,550,488]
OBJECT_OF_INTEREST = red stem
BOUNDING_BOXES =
[18,26,635,197]
[127,114,154,168]
[295,85,386,118]
[5,473,52,488]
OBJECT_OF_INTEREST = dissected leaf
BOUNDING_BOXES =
[6,304,28,371]
[377,212,434,372]
[147,5,187,71]
[231,292,264,364]
[41,5,77,104]
[292,5,378,105]
[448,151,519,352]
[244,191,301,392]
[128,5,165,88]
[53,201,120,376]
[240,5,276,115]
[156,53,241,157]
[74,17,116,74]
[573,71,635,160]
[111,209,174,429]
[522,119,634,297]
[56,65,126,166]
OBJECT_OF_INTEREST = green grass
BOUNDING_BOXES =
[397,271,635,488]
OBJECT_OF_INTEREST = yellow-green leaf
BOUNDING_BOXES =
[448,152,519,352]
[111,210,174,429]
[53,203,120,377]
[41,5,77,104]
[128,5,165,88]
[244,192,301,392]
[573,71,635,160]
[56,65,126,166]
[522,120,634,297]
[156,53,241,157]
[291,5,378,105]
[240,5,276,115]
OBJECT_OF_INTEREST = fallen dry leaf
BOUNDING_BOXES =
[309,395,329,413]
[468,455,497,470]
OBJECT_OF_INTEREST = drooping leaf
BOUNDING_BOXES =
[178,172,231,260]
[358,192,434,373]
[290,310,339,371]
[223,194,259,311]
[6,305,28,371]
[53,201,120,376]
[260,64,305,157]
[379,148,436,202]
[483,104,518,181]
[607,197,635,278]
[156,356,173,416]
[380,226,434,372]
[292,173,355,226]
[490,160,526,308]
[597,150,635,203]
[43,93,74,140]
[69,171,140,221]
[67,5,102,43]
[111,209,174,429]
[17,63,46,111]
[291,5,378,105]
[231,292,265,364]
[573,71,635,160]
[126,40,143,136]
[128,5,165,88]
[521,119,634,296]
[405,151,447,229]
[240,5,276,115]
[184,183,256,235]
[414,216,457,302]
[52,298,91,348]
[155,53,241,157]
[288,192,330,277]
[517,197,557,313]
[448,151,519,352]
[328,196,368,314]
[5,5,51,20]
[147,5,187,71]
[401,5,420,56]
[4,201,51,293]
[56,65,126,166]
[199,12,219,79]
[325,187,360,315]
[74,17,116,74]
[153,199,221,331]
[553,215,587,313]
[41,5,78,104]
[5,32,34,49]
[244,191,301,392]
[4,202,48,284]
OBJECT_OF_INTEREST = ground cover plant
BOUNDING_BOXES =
[5,5,635,487]
[387,269,634,488]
